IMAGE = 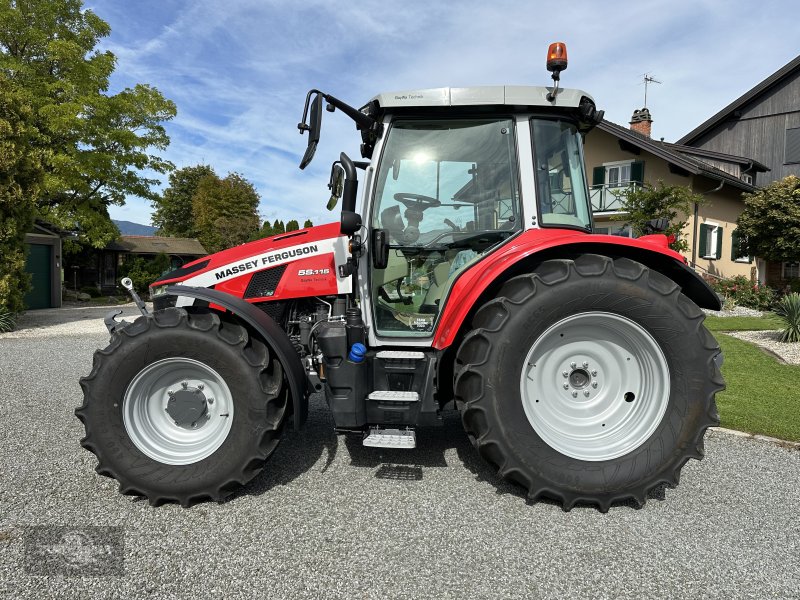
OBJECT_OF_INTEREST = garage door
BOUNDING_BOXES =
[24,244,52,310]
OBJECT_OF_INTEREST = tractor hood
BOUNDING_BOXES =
[150,222,352,302]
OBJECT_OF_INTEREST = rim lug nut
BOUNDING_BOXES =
[582,361,589,368]
[562,371,569,378]
[191,422,198,429]
[571,391,578,398]
[591,370,597,377]
[563,383,569,390]
[181,381,188,389]
[197,384,204,390]
[570,362,577,369]
[583,390,590,397]
[591,382,598,388]
[208,397,214,404]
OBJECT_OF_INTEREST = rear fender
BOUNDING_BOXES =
[165,285,308,429]
[433,232,721,351]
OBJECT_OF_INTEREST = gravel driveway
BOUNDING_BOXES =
[1,307,798,599]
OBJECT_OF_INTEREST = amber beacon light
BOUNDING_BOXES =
[546,42,568,73]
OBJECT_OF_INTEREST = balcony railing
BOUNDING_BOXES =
[590,182,640,213]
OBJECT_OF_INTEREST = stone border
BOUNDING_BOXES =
[710,426,800,450]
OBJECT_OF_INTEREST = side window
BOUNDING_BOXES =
[731,229,751,263]
[785,127,800,165]
[699,223,722,260]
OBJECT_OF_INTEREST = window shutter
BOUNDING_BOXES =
[730,229,740,261]
[699,224,708,257]
[715,226,723,259]
[630,161,645,184]
[592,166,605,186]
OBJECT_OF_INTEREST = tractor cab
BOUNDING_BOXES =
[298,79,603,344]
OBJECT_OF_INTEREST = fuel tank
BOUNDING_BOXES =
[150,223,351,302]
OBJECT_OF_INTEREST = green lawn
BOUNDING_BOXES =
[704,313,783,332]
[712,334,800,442]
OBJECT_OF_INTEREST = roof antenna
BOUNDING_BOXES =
[642,73,662,107]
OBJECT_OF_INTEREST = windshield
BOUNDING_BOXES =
[371,118,521,337]
[531,119,591,230]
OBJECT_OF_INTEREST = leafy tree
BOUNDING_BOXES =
[0,0,176,249]
[272,219,285,234]
[616,181,703,253]
[0,76,44,314]
[193,172,260,253]
[303,219,313,228]
[152,165,214,237]
[285,219,299,232]
[259,221,274,237]
[737,175,800,262]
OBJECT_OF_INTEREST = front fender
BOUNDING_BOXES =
[165,285,308,429]
[432,229,721,350]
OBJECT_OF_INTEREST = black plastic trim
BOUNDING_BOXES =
[165,285,308,429]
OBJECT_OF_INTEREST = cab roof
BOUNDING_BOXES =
[368,86,593,110]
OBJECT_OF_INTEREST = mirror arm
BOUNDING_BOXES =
[322,93,377,131]
[297,89,323,133]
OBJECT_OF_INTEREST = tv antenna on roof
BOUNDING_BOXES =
[642,73,662,107]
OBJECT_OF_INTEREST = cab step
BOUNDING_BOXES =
[363,426,417,449]
[368,390,419,403]
[375,351,425,360]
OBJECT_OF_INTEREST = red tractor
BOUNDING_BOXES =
[77,44,723,511]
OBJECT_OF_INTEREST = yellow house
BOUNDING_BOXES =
[584,112,769,281]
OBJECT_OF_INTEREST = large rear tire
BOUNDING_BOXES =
[454,255,723,511]
[76,308,289,506]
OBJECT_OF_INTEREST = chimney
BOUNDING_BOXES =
[630,107,653,137]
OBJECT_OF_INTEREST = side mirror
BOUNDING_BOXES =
[299,94,323,170]
[372,229,389,269]
[339,152,361,235]
[327,163,344,211]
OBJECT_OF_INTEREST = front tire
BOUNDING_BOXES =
[454,255,723,511]
[76,308,288,506]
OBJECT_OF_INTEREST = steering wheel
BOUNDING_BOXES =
[394,193,441,210]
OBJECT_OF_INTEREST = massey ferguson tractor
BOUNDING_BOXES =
[77,44,724,511]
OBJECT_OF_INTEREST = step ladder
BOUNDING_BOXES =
[363,426,417,449]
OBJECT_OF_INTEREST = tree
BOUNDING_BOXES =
[303,219,313,229]
[0,0,176,249]
[0,76,44,313]
[152,165,215,237]
[616,181,703,253]
[192,172,260,253]
[737,175,800,262]
[285,219,299,232]
[272,219,285,234]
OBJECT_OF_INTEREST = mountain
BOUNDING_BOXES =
[114,220,158,236]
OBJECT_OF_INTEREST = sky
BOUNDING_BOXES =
[88,0,800,228]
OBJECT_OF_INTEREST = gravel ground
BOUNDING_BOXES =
[724,330,800,365]
[1,308,799,599]
[703,306,764,318]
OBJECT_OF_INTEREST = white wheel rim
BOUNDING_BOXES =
[519,311,670,461]
[123,358,234,465]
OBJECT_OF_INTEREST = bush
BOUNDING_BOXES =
[774,292,800,343]
[711,276,776,311]
[119,253,171,293]
[80,286,101,298]
[0,306,15,333]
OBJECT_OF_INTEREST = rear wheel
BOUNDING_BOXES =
[76,308,288,506]
[454,255,723,511]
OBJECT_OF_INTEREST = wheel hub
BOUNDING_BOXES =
[520,311,670,462]
[166,387,209,429]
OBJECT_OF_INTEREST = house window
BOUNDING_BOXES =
[699,223,722,260]
[785,127,800,165]
[741,173,753,185]
[606,162,631,187]
[730,229,751,263]
[783,262,800,279]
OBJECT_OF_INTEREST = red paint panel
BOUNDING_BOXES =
[432,229,685,350]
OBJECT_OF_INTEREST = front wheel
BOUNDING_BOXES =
[76,308,289,506]
[454,255,723,511]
